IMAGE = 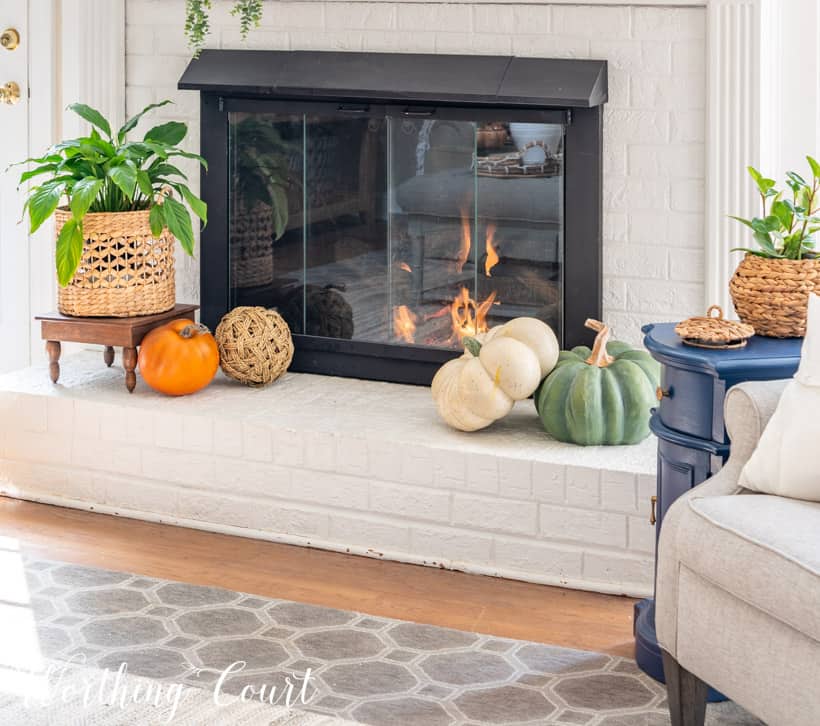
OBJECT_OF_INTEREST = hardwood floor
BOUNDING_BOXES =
[0,497,637,657]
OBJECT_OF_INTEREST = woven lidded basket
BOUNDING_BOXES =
[729,253,820,337]
[675,305,755,349]
[55,208,175,318]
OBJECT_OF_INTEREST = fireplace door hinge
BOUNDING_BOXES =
[566,108,573,125]
[218,96,225,112]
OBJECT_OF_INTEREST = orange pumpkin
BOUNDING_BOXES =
[138,319,219,396]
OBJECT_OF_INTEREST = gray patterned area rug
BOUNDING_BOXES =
[1,556,761,726]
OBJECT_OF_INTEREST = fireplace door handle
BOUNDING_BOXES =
[401,107,436,117]
[338,104,370,113]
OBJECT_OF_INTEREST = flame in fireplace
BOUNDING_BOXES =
[455,208,471,273]
[392,215,500,347]
[393,305,418,344]
[484,223,499,277]
[450,287,498,342]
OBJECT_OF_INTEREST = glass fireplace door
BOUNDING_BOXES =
[227,104,565,362]
[228,111,305,313]
[388,112,565,349]
[303,109,389,342]
[228,106,389,343]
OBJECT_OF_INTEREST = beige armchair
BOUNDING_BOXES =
[656,380,820,726]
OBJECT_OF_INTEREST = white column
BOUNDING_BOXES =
[705,0,820,315]
[706,0,766,314]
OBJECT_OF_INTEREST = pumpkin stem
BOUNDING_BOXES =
[584,318,615,368]
[463,337,482,357]
[179,323,210,339]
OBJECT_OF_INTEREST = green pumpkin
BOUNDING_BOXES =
[534,320,660,446]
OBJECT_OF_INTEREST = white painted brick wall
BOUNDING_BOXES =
[370,481,451,523]
[540,505,628,548]
[453,493,539,536]
[493,537,583,582]
[330,512,412,552]
[410,525,494,566]
[565,465,600,508]
[0,355,658,596]
[124,0,707,344]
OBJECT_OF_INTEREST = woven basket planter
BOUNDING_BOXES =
[55,208,176,318]
[729,254,820,337]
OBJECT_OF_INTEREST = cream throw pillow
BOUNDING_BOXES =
[739,292,820,501]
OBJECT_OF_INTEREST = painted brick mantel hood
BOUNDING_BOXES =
[178,49,608,108]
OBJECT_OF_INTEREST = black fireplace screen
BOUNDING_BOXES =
[228,108,564,351]
[185,50,606,384]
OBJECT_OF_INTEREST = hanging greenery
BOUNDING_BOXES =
[185,0,265,57]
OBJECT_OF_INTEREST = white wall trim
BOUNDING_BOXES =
[28,0,59,360]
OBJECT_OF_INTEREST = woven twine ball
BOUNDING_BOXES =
[215,306,294,386]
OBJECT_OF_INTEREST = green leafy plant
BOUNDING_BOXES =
[731,157,820,259]
[185,0,264,57]
[232,116,295,240]
[14,100,207,286]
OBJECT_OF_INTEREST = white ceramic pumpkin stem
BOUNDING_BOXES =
[584,318,615,368]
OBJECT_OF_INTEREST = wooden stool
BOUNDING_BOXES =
[35,304,199,393]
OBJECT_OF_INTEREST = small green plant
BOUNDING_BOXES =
[14,100,207,285]
[185,0,264,57]
[731,157,820,260]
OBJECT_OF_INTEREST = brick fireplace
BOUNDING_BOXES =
[126,2,707,347]
[180,50,607,383]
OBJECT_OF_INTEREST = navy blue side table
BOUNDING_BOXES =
[635,323,802,700]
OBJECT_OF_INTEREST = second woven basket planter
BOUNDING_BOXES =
[729,253,820,338]
[55,208,176,318]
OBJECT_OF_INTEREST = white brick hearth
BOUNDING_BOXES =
[0,353,656,596]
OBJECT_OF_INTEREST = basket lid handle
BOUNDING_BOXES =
[706,305,724,320]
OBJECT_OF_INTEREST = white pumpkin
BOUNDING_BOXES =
[431,317,560,432]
